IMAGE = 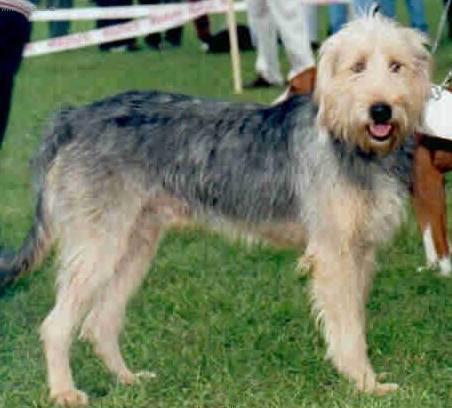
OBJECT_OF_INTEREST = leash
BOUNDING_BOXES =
[431,0,452,54]
[431,70,452,100]
[430,0,452,99]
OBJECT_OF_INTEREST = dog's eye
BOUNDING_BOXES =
[389,61,402,73]
[351,60,366,73]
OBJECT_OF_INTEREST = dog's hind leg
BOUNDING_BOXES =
[80,211,163,385]
[307,237,398,395]
[40,223,132,407]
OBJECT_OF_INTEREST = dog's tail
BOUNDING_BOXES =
[0,109,74,289]
[0,195,53,289]
[32,106,77,189]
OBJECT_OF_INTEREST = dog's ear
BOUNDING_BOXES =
[402,28,432,82]
[314,38,339,105]
[314,37,339,127]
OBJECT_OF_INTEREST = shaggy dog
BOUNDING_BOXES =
[0,15,431,406]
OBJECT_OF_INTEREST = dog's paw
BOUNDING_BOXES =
[371,382,399,396]
[118,370,157,385]
[51,389,89,407]
[416,264,436,273]
[297,254,315,275]
[417,262,451,277]
[438,260,451,277]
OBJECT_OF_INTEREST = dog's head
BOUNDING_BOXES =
[315,14,432,155]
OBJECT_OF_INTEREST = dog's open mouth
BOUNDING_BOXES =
[367,123,393,142]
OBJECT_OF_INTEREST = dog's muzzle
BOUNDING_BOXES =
[367,102,393,142]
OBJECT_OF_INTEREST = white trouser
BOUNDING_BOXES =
[306,5,319,43]
[245,0,315,84]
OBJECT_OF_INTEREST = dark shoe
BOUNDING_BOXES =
[127,43,141,52]
[106,45,128,53]
[99,39,138,52]
[165,39,182,48]
[244,75,276,89]
[146,42,162,51]
[311,41,320,52]
[145,33,162,50]
[165,27,183,47]
[206,25,254,54]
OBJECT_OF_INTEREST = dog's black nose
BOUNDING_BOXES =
[370,103,392,123]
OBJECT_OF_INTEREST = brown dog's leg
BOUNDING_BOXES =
[412,136,451,276]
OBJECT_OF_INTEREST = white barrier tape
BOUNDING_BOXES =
[31,2,246,22]
[30,0,350,21]
[25,0,240,57]
[25,0,352,57]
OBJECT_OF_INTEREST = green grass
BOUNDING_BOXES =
[0,2,451,407]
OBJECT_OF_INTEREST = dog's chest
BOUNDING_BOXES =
[361,173,406,244]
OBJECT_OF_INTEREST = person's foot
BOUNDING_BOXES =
[311,41,320,52]
[127,43,141,52]
[200,41,210,52]
[145,34,162,50]
[165,39,182,48]
[108,45,128,53]
[146,42,162,51]
[244,75,278,89]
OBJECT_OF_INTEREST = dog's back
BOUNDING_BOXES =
[1,91,316,288]
[36,91,316,222]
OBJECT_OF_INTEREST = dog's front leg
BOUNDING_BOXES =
[306,239,398,395]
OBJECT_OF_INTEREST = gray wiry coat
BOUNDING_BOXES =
[34,91,413,224]
[1,90,413,285]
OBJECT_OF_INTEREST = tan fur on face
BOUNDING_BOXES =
[315,15,432,155]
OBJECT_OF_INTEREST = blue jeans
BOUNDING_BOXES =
[406,0,428,33]
[353,0,428,33]
[380,0,428,32]
[47,0,73,37]
[328,4,348,33]
[353,0,374,15]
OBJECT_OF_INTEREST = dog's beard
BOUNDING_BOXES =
[328,104,412,155]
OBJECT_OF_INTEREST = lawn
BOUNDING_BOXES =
[0,1,451,407]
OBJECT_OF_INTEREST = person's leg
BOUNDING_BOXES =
[162,0,183,47]
[0,76,14,149]
[139,0,163,49]
[406,0,428,33]
[47,0,73,38]
[306,5,319,49]
[377,0,396,19]
[245,0,283,86]
[328,4,348,33]
[0,13,31,148]
[267,0,315,81]
[189,0,211,44]
[95,0,138,51]
[447,0,452,38]
[165,27,183,47]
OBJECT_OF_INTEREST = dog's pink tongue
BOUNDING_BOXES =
[369,124,392,138]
